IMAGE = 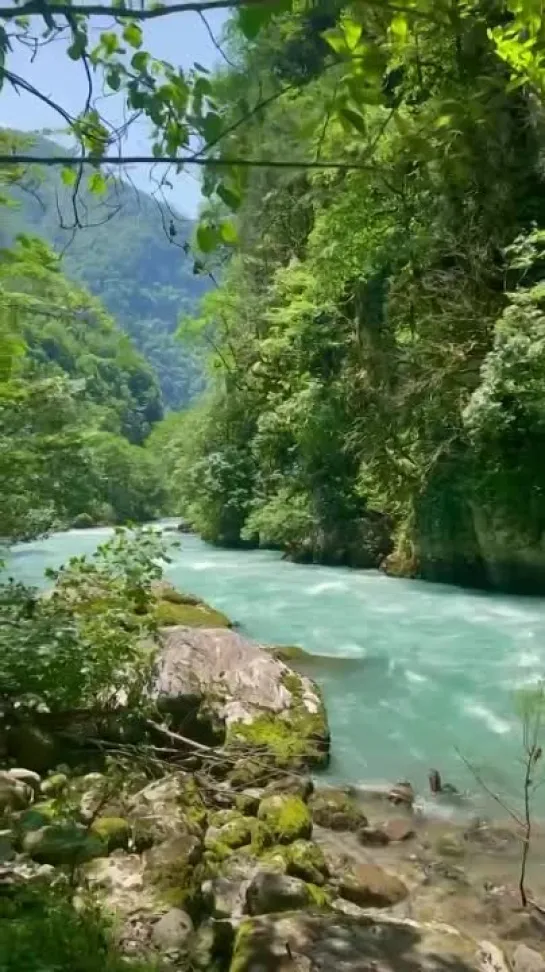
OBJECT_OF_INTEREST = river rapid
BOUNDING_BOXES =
[7,525,545,820]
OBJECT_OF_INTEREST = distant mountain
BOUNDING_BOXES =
[0,132,209,410]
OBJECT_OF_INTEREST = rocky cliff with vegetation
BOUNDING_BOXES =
[155,3,545,594]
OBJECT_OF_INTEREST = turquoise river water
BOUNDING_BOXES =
[7,526,545,817]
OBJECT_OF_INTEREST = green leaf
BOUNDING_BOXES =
[341,17,362,51]
[123,22,143,49]
[220,220,239,245]
[323,28,347,55]
[61,167,77,187]
[106,68,121,91]
[67,32,87,60]
[339,107,367,134]
[100,30,119,56]
[389,13,408,45]
[131,50,149,72]
[238,0,288,39]
[217,182,242,211]
[88,172,107,195]
[196,223,220,253]
[201,111,223,144]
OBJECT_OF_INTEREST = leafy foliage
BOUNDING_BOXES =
[0,528,170,714]
[166,1,545,591]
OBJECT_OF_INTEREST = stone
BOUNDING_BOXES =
[205,815,254,856]
[0,830,15,863]
[435,833,466,858]
[151,908,194,953]
[513,945,545,972]
[0,772,33,813]
[382,818,415,842]
[23,823,105,865]
[235,792,261,816]
[358,826,390,847]
[153,627,329,770]
[6,725,57,772]
[257,795,312,844]
[282,840,329,886]
[91,816,131,852]
[264,775,314,802]
[309,788,367,832]
[387,781,415,808]
[143,834,203,910]
[190,919,235,971]
[129,773,207,848]
[40,773,69,797]
[338,862,408,908]
[479,941,511,972]
[229,910,477,972]
[7,768,41,795]
[245,870,321,916]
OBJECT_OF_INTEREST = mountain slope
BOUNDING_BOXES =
[0,132,208,410]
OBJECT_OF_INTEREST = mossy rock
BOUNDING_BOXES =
[245,870,330,916]
[205,815,254,856]
[40,773,69,798]
[144,833,204,915]
[281,839,328,886]
[234,792,260,816]
[151,581,201,605]
[257,795,312,845]
[90,816,131,852]
[309,788,367,832]
[155,599,232,628]
[267,645,312,664]
[23,823,105,865]
[228,757,274,789]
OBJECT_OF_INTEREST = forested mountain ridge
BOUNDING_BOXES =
[0,132,208,410]
[166,2,545,595]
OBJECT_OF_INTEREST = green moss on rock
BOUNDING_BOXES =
[309,788,367,832]
[155,599,232,628]
[205,815,254,854]
[282,839,328,885]
[90,816,131,852]
[257,795,312,845]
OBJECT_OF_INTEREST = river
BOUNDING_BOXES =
[7,525,545,818]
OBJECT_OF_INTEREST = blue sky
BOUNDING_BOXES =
[0,7,227,216]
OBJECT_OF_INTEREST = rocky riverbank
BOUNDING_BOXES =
[2,584,545,972]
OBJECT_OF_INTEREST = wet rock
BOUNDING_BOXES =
[309,788,367,832]
[435,833,466,859]
[338,862,408,908]
[513,945,545,972]
[382,819,415,842]
[151,907,194,953]
[358,826,390,847]
[264,775,314,802]
[257,795,312,844]
[479,941,510,972]
[387,781,415,808]
[23,823,105,865]
[229,910,477,972]
[245,870,322,916]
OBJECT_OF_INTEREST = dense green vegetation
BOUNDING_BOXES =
[0,133,207,411]
[158,0,545,593]
[0,166,167,538]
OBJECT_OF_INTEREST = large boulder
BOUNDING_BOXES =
[152,627,329,770]
[23,823,105,865]
[229,911,477,972]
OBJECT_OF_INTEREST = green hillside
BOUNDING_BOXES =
[0,133,208,410]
